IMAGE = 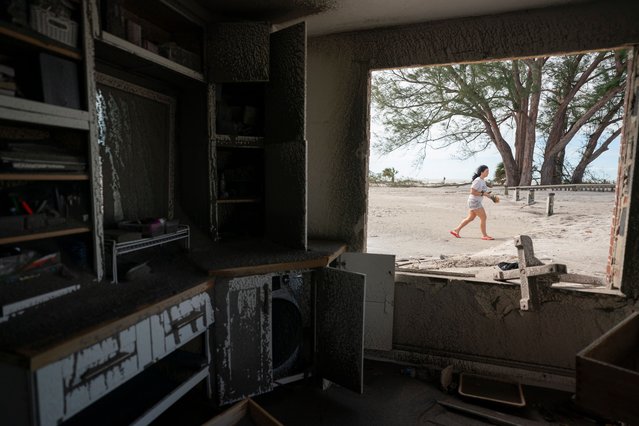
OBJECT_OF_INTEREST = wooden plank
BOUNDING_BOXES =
[203,399,248,426]
[398,268,476,278]
[211,258,329,278]
[558,273,605,286]
[19,281,213,370]
[210,242,347,277]
[0,24,82,60]
[0,173,89,181]
[247,398,284,426]
[0,227,91,245]
[493,264,567,281]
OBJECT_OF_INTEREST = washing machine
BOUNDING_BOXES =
[271,272,311,380]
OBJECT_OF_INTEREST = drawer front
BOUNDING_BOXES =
[150,291,213,360]
[35,292,213,425]
[36,321,150,426]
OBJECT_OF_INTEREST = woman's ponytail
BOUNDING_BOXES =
[472,165,489,181]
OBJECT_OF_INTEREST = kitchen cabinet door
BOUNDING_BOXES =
[264,22,307,249]
[214,274,273,405]
[337,252,395,351]
[314,267,366,394]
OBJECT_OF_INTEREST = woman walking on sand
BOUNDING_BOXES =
[450,165,494,240]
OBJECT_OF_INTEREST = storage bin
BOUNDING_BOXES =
[29,6,78,47]
[159,42,201,71]
[576,312,639,423]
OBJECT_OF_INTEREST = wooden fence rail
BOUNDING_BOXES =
[505,183,615,192]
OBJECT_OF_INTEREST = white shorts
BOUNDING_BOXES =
[468,197,483,210]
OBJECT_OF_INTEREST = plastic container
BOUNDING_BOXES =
[30,6,78,47]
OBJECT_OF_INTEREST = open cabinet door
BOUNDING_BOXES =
[264,22,307,249]
[337,253,395,351]
[214,275,273,405]
[314,267,366,394]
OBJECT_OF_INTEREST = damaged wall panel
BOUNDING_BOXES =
[392,275,632,371]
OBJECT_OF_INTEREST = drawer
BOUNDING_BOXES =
[34,292,213,425]
[151,292,213,360]
[36,320,152,426]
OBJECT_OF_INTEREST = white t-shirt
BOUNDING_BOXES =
[469,177,488,204]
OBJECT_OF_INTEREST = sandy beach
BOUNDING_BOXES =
[366,185,615,280]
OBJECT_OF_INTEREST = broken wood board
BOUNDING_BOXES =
[458,373,525,407]
[557,273,605,286]
[438,398,539,426]
[396,268,476,278]
[203,398,283,426]
[493,263,566,281]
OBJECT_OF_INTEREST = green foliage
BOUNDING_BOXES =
[493,162,506,185]
[381,167,398,183]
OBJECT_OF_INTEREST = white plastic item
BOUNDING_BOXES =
[29,6,78,47]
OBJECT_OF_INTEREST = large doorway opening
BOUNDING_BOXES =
[367,49,627,286]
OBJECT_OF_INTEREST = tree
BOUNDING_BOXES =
[372,60,543,186]
[382,167,398,183]
[537,51,626,184]
[372,51,626,186]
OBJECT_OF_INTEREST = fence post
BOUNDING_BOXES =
[514,188,520,201]
[546,193,555,216]
[527,189,535,205]
[504,186,509,196]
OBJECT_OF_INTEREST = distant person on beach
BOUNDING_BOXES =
[449,165,494,240]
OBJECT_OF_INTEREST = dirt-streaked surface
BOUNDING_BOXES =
[366,185,615,279]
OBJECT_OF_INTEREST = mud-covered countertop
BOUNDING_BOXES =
[188,239,346,276]
[0,239,346,367]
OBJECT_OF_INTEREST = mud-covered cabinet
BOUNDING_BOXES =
[213,261,376,405]
[205,22,307,249]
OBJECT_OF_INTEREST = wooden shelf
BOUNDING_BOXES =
[0,226,91,245]
[0,173,89,181]
[0,95,90,130]
[95,32,204,84]
[0,20,82,61]
[217,198,261,204]
[216,135,264,148]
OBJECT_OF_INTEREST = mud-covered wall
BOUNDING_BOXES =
[393,274,633,371]
[306,0,639,371]
[307,0,639,250]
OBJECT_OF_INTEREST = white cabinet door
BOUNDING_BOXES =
[337,253,395,351]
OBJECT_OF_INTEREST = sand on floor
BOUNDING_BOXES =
[366,185,615,280]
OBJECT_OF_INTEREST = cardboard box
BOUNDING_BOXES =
[576,312,639,423]
[203,398,282,426]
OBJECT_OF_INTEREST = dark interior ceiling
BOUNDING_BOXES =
[195,0,590,36]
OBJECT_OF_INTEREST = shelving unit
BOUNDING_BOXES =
[0,0,97,277]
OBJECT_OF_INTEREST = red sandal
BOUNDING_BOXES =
[482,236,494,240]
[450,230,461,238]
